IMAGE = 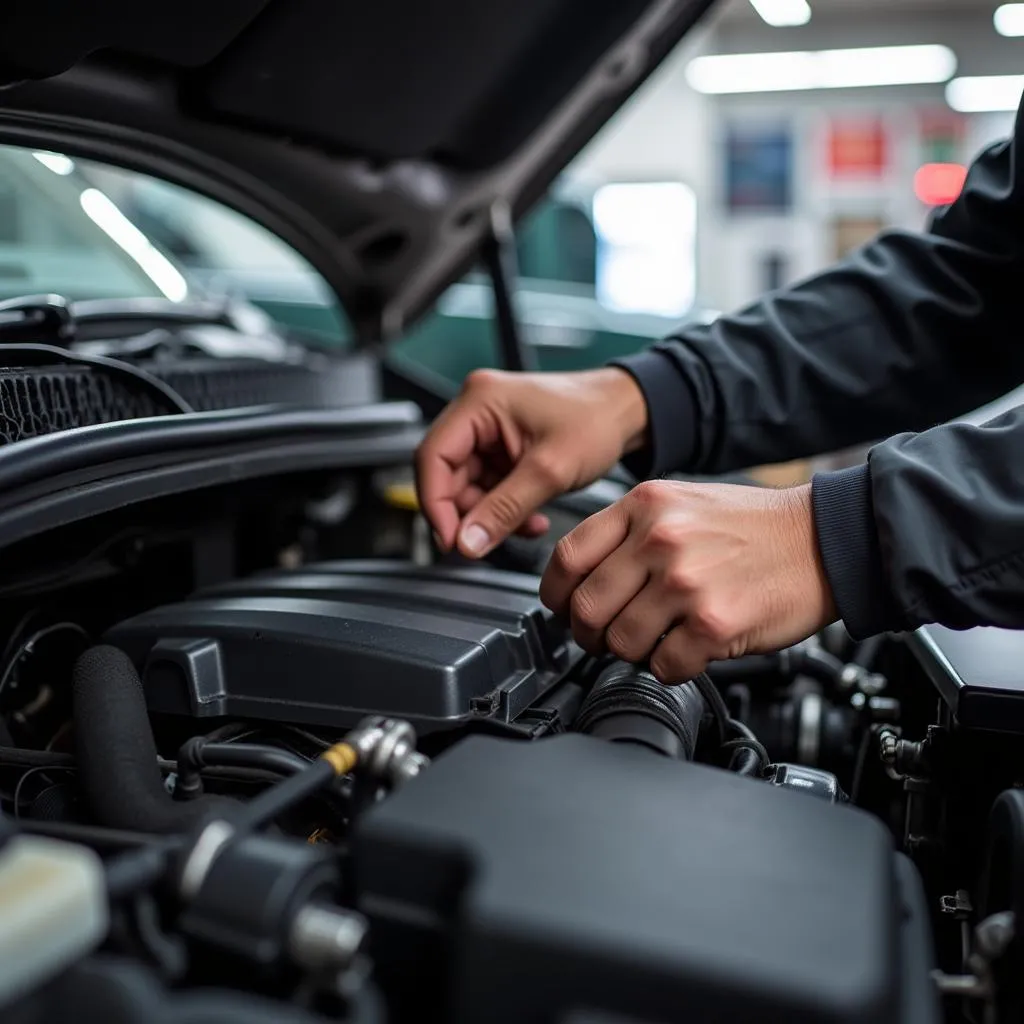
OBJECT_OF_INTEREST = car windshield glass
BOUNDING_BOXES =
[0,144,353,345]
[0,147,188,304]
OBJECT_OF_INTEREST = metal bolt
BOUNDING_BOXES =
[878,728,899,766]
[288,903,368,974]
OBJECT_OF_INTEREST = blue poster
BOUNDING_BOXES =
[725,124,793,214]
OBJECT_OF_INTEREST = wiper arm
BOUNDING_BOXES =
[72,297,235,335]
[0,293,76,343]
[0,294,235,345]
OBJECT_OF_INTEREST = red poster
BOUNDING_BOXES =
[827,118,888,178]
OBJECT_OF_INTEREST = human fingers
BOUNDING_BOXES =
[563,545,649,654]
[539,500,630,616]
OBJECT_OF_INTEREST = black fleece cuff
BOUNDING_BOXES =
[811,464,896,640]
[609,349,699,479]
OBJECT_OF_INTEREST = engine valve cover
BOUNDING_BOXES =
[105,561,578,733]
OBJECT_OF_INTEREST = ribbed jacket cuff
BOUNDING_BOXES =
[609,349,698,478]
[811,465,895,640]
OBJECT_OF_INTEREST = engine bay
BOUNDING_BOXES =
[0,460,1022,1024]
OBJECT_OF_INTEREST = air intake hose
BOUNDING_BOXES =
[573,661,706,760]
[72,645,225,835]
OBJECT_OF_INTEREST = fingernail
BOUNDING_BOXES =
[432,531,444,549]
[460,523,491,556]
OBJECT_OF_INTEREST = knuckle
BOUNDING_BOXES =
[643,520,684,553]
[487,488,524,529]
[569,587,601,631]
[605,625,639,662]
[463,368,502,393]
[527,450,567,490]
[648,652,677,685]
[662,563,697,595]
[691,605,735,646]
[630,480,669,507]
[551,535,577,575]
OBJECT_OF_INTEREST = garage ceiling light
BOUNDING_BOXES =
[946,75,1024,112]
[994,4,1024,36]
[686,45,956,95]
[749,0,811,27]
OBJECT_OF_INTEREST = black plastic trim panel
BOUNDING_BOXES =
[908,625,1024,733]
[0,404,421,552]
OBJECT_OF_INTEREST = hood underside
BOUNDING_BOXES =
[0,0,714,343]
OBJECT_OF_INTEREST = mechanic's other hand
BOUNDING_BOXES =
[416,367,648,559]
[539,480,837,682]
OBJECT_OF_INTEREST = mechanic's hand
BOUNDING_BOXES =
[539,479,837,682]
[416,367,648,558]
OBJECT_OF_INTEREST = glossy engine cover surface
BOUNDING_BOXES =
[105,560,577,732]
[909,624,1024,732]
[353,733,939,1024]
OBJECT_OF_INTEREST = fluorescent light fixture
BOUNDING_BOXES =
[686,44,956,95]
[32,151,75,176]
[994,4,1024,36]
[946,75,1024,113]
[79,188,189,302]
[749,0,811,27]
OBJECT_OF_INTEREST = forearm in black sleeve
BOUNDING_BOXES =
[812,406,1024,638]
[612,106,1024,479]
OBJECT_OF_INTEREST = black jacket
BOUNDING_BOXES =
[612,97,1024,640]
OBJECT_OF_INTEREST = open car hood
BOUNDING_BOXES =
[0,0,714,343]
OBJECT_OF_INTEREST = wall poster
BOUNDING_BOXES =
[831,216,885,260]
[827,117,888,179]
[724,123,793,214]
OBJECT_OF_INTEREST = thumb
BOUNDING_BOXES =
[457,452,563,558]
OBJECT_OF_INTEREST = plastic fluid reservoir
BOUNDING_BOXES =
[0,834,108,1007]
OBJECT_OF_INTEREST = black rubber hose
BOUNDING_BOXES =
[793,646,845,687]
[175,739,311,798]
[707,654,780,680]
[72,645,226,835]
[708,646,846,688]
[573,662,706,760]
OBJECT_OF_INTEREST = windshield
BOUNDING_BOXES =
[0,147,189,304]
[0,144,351,345]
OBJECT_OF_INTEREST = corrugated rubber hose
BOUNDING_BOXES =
[573,661,707,760]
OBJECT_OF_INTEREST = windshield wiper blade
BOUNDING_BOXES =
[0,294,235,345]
[72,297,235,332]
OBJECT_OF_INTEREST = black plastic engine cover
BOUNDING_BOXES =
[105,561,578,733]
[909,624,1024,733]
[353,734,940,1024]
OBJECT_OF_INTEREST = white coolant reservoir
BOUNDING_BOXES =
[0,835,108,1007]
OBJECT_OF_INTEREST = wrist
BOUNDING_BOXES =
[780,483,838,627]
[588,367,649,455]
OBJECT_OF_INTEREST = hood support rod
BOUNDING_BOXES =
[481,202,536,374]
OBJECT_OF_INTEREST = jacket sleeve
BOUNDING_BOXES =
[610,102,1024,639]
[611,107,1024,480]
[815,407,1024,638]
